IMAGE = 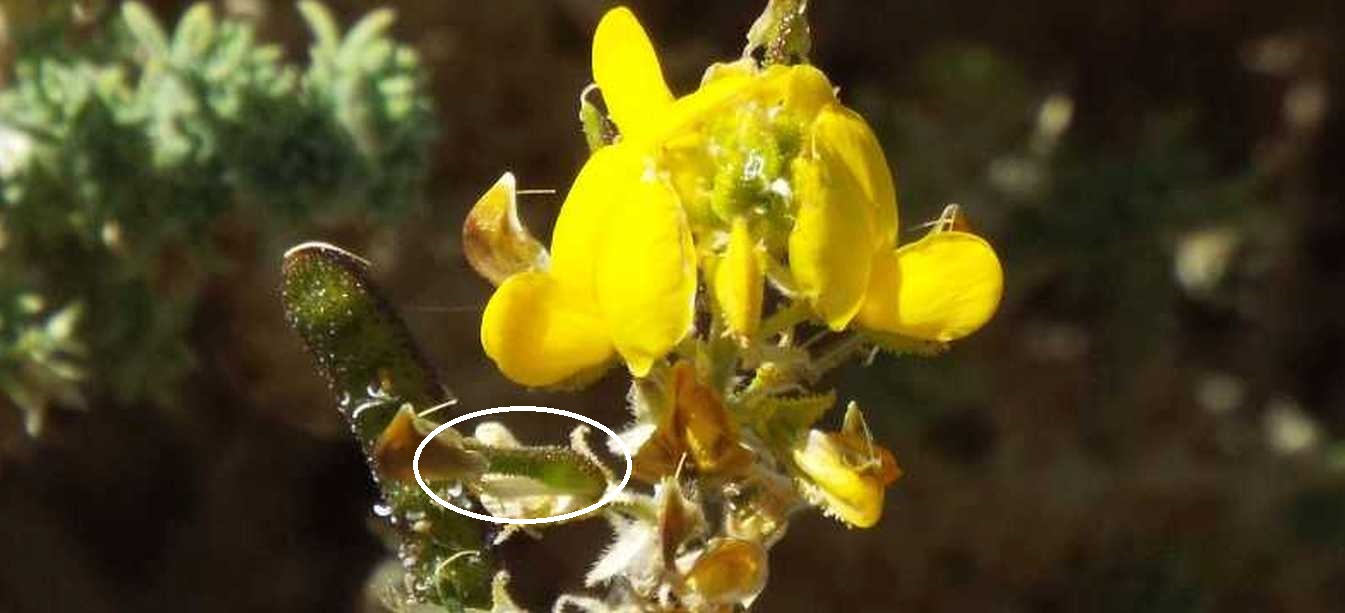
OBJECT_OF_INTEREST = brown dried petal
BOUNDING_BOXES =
[462,172,550,285]
[373,405,485,483]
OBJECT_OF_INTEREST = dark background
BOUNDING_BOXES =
[2,0,1344,611]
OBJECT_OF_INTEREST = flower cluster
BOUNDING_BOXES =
[462,3,1002,610]
[472,8,1001,388]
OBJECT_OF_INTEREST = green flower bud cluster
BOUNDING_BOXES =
[705,103,803,247]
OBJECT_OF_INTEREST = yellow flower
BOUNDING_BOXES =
[477,7,714,387]
[791,402,902,528]
[480,144,697,386]
[789,106,1003,340]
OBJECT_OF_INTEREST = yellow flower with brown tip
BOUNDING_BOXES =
[478,142,697,387]
[791,402,902,528]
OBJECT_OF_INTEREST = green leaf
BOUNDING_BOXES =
[281,241,448,445]
[340,8,396,64]
[468,443,610,498]
[297,1,341,58]
[171,4,216,64]
[282,242,493,607]
[122,3,170,58]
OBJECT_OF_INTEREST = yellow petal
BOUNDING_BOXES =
[811,104,898,250]
[661,131,718,228]
[787,156,875,330]
[641,70,758,146]
[592,7,673,140]
[481,271,614,387]
[857,230,1003,341]
[758,64,836,119]
[549,145,633,302]
[714,218,764,337]
[642,64,831,148]
[593,159,697,376]
[699,58,756,86]
[539,144,695,377]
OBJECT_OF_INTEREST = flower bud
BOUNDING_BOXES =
[791,403,901,528]
[713,218,764,339]
[685,538,769,606]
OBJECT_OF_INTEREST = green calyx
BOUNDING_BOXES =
[467,442,611,499]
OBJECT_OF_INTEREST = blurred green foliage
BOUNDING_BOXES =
[0,1,435,432]
[853,43,1261,419]
[0,287,83,435]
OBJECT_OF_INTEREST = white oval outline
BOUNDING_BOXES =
[412,406,633,525]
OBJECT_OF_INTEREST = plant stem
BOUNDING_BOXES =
[760,301,811,340]
[807,333,867,381]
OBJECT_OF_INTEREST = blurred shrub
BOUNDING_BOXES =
[0,1,435,433]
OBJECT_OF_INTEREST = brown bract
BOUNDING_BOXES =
[633,362,754,482]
